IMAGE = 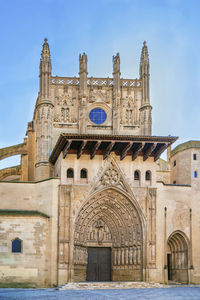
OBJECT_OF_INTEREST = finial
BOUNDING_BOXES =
[41,38,50,59]
[143,41,146,46]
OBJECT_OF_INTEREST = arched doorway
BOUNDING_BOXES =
[167,231,189,283]
[74,188,144,282]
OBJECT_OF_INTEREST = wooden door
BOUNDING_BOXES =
[86,247,111,281]
[167,253,172,280]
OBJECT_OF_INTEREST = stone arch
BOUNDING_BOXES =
[74,186,145,282]
[167,230,189,283]
[0,143,27,161]
[0,165,21,181]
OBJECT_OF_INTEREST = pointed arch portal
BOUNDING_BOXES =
[74,188,144,282]
[167,231,189,283]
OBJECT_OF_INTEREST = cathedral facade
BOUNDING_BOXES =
[0,39,200,287]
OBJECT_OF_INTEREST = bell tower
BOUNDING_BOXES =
[139,41,152,135]
[35,38,54,180]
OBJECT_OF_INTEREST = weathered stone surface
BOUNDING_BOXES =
[0,39,200,288]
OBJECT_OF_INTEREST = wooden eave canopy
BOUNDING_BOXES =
[49,133,178,164]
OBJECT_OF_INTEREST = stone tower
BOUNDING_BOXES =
[35,38,54,180]
[139,41,152,135]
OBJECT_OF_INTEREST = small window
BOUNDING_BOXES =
[80,169,87,178]
[67,168,74,178]
[145,171,151,181]
[193,154,197,160]
[173,160,176,167]
[12,238,22,253]
[134,170,140,180]
[173,181,176,184]
[194,171,198,178]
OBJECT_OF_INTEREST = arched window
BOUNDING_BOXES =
[12,238,22,253]
[134,170,140,180]
[80,169,87,179]
[67,168,74,178]
[145,171,151,181]
[194,171,198,178]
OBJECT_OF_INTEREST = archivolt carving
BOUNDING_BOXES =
[74,188,143,268]
[87,219,112,244]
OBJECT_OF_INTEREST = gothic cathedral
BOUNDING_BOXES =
[0,39,200,287]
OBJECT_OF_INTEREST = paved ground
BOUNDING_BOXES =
[0,287,200,300]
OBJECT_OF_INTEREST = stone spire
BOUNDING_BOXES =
[39,38,52,100]
[41,38,51,59]
[78,53,88,133]
[112,53,121,135]
[140,41,149,104]
[140,42,149,74]
[139,42,152,135]
[79,53,88,97]
[35,38,53,180]
[113,53,121,96]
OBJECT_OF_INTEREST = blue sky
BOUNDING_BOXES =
[1,0,200,168]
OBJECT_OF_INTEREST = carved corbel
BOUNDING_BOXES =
[132,142,145,161]
[63,140,72,158]
[90,141,101,159]
[154,143,169,161]
[77,140,87,159]
[143,143,157,161]
[120,142,133,160]
[103,142,115,160]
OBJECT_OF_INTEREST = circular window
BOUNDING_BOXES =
[89,108,107,124]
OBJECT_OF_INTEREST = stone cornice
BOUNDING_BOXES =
[0,209,50,218]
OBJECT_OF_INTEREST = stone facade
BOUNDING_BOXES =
[0,39,200,287]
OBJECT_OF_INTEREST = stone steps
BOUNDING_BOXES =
[59,281,168,290]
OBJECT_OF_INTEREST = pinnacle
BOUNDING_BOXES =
[41,38,51,60]
[141,40,149,58]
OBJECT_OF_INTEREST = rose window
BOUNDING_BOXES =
[102,168,120,185]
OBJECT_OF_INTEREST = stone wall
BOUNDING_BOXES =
[0,178,60,287]
[0,215,49,286]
